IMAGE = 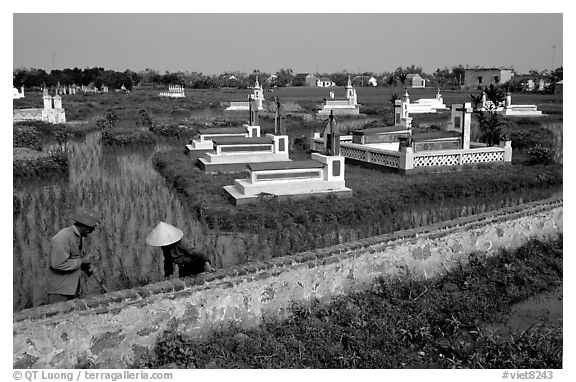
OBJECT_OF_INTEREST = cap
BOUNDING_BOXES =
[71,208,100,228]
[145,222,184,247]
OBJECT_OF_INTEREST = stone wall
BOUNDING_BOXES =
[13,198,562,368]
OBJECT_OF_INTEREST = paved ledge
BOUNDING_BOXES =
[14,196,562,323]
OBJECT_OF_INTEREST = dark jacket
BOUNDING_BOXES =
[162,239,209,278]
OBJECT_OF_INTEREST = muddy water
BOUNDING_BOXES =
[486,287,563,335]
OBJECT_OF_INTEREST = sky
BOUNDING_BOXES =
[12,11,563,76]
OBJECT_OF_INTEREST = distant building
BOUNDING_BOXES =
[406,73,426,88]
[351,75,378,87]
[464,68,514,89]
[316,78,336,87]
[292,73,318,87]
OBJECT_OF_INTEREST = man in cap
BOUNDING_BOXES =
[146,222,213,278]
[46,208,100,304]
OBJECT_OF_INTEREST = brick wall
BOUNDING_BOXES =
[13,197,562,368]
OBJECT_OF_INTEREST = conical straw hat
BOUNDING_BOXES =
[145,222,184,247]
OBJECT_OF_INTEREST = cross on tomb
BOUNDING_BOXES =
[274,97,286,135]
[323,110,340,156]
[248,95,259,126]
[454,104,473,149]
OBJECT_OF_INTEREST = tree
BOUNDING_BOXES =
[385,76,395,87]
[275,68,294,87]
[549,66,563,84]
[473,84,506,146]
[330,72,349,87]
[398,73,407,87]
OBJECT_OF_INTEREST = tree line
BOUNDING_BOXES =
[13,65,562,91]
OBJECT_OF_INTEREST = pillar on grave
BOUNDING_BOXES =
[275,98,286,135]
[324,110,340,156]
[450,102,473,149]
[253,77,264,110]
[53,95,63,109]
[345,76,357,106]
[249,97,259,126]
[43,92,53,109]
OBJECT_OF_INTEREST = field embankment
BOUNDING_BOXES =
[146,236,562,369]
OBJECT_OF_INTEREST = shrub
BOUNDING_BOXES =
[13,126,42,150]
[145,237,563,369]
[526,145,553,165]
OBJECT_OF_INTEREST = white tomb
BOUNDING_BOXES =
[500,92,543,116]
[478,91,542,116]
[13,89,66,124]
[13,86,25,99]
[198,134,290,174]
[401,89,447,114]
[223,153,351,205]
[225,77,265,111]
[317,77,359,116]
[159,85,185,98]
[186,124,261,151]
[412,89,448,111]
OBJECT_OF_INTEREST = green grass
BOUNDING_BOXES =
[142,236,562,369]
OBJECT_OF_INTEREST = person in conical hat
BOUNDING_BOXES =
[146,222,213,278]
[46,207,101,304]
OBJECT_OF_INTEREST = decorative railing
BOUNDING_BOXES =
[230,101,250,107]
[413,147,506,168]
[325,99,350,106]
[312,138,511,171]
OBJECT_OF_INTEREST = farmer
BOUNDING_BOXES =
[46,208,100,304]
[145,222,214,278]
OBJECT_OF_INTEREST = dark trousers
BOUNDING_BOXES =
[46,282,81,304]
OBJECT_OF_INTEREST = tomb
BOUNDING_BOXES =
[224,111,351,205]
[198,135,290,174]
[351,126,412,150]
[316,77,360,116]
[400,89,447,114]
[198,102,289,173]
[477,91,542,116]
[311,101,512,173]
[13,86,25,99]
[186,124,260,151]
[13,89,66,124]
[159,85,185,98]
[500,92,542,116]
[55,82,65,95]
[188,97,265,152]
[412,89,448,111]
[225,77,265,112]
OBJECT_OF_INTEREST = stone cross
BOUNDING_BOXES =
[248,96,259,126]
[274,98,286,135]
[324,110,340,156]
[454,102,473,149]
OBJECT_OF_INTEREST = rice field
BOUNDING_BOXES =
[12,132,257,311]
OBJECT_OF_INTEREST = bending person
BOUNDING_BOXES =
[146,222,213,278]
[46,208,100,303]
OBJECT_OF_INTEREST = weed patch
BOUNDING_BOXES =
[144,236,562,369]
